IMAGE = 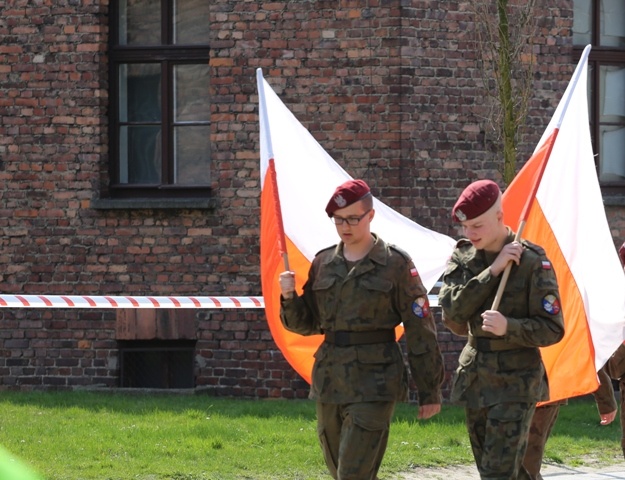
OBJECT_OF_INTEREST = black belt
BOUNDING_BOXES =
[324,330,396,347]
[468,335,523,352]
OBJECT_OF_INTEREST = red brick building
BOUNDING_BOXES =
[0,0,623,400]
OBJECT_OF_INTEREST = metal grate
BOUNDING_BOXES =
[118,340,196,389]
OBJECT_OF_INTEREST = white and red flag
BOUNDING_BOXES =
[503,45,625,403]
[257,69,456,383]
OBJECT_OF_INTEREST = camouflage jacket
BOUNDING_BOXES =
[438,229,565,407]
[280,234,444,405]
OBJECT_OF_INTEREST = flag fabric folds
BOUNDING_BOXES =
[257,69,457,384]
[502,45,625,403]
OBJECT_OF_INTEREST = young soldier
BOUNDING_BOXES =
[279,179,444,480]
[438,179,565,479]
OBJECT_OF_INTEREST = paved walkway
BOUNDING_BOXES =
[397,461,625,479]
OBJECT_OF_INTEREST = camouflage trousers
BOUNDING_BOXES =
[466,403,535,480]
[316,400,395,480]
[523,403,563,480]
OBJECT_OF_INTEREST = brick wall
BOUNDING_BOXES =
[0,0,622,400]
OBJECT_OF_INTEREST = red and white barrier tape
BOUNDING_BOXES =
[0,295,265,309]
[0,294,439,309]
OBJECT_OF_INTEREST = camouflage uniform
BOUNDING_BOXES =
[438,229,565,480]
[281,233,444,480]
[603,342,625,459]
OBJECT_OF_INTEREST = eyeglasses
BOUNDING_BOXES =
[331,210,371,226]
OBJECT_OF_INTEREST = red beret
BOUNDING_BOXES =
[619,242,625,267]
[452,179,501,222]
[325,179,371,217]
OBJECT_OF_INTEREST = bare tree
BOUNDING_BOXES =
[471,0,538,185]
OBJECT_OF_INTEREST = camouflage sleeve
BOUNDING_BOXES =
[279,261,322,336]
[441,311,469,337]
[399,258,444,405]
[437,248,500,324]
[503,255,565,347]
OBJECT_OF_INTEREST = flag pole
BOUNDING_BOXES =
[491,45,592,310]
[257,68,290,271]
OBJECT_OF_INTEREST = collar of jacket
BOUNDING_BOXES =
[322,233,389,267]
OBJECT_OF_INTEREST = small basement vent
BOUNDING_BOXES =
[119,339,196,389]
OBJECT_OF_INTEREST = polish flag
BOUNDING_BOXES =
[503,45,625,403]
[257,69,456,383]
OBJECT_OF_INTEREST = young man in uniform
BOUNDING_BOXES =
[438,179,565,479]
[278,179,444,480]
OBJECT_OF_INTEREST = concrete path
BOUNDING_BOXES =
[396,461,625,479]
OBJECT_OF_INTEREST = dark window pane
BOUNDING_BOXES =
[174,126,210,185]
[118,0,161,46]
[120,126,162,184]
[174,0,210,45]
[119,64,161,123]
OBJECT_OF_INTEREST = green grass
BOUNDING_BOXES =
[0,391,621,479]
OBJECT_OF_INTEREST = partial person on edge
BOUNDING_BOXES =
[278,179,445,480]
[438,179,565,480]
[601,240,625,460]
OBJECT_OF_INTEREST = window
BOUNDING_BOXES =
[109,0,211,199]
[119,340,196,388]
[573,0,625,191]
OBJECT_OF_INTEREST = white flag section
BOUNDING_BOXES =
[258,70,456,291]
[258,68,456,383]
[503,45,625,401]
[534,49,625,371]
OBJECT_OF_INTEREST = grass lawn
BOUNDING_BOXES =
[0,391,621,479]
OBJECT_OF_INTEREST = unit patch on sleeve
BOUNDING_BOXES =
[542,294,561,315]
[412,297,430,318]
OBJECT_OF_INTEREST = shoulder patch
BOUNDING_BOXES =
[542,294,561,315]
[412,296,431,318]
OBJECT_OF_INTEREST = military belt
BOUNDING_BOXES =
[324,329,395,347]
[468,335,523,352]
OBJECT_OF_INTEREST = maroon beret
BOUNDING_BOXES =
[452,179,501,222]
[619,242,625,267]
[325,179,371,217]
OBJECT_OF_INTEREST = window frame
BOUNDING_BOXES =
[107,0,212,200]
[573,0,625,194]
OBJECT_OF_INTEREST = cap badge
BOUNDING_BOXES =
[334,194,347,208]
[455,209,466,221]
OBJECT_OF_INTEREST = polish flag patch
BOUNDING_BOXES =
[410,267,418,277]
[542,261,552,270]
